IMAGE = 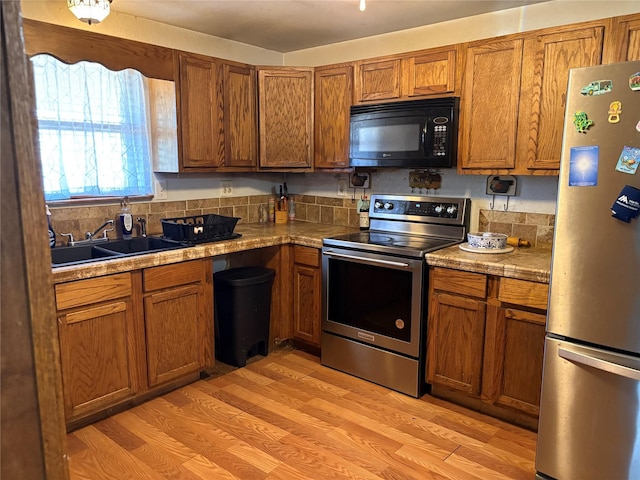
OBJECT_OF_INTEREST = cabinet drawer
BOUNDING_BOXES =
[294,245,320,267]
[431,267,487,299]
[144,260,204,292]
[55,273,132,310]
[498,278,549,310]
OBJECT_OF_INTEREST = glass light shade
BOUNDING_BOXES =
[68,0,111,25]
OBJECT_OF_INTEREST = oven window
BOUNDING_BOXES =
[327,258,412,342]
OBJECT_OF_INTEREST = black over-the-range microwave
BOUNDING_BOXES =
[349,97,459,168]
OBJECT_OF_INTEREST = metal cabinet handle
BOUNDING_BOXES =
[558,346,640,381]
[323,251,411,269]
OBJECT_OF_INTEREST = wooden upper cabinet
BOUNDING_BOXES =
[459,39,523,171]
[356,58,401,102]
[223,63,258,169]
[314,64,354,169]
[175,53,257,171]
[355,47,458,103]
[176,52,224,169]
[603,14,640,63]
[401,48,457,97]
[258,68,313,169]
[518,26,604,172]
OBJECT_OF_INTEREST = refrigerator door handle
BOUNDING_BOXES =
[558,346,640,381]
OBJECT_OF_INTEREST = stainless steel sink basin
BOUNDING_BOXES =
[51,236,187,267]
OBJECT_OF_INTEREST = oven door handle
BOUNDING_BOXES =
[323,251,413,269]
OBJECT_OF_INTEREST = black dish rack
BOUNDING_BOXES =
[161,214,241,244]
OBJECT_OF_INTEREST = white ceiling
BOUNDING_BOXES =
[111,0,551,53]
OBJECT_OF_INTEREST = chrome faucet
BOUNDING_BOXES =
[84,220,114,241]
[136,217,147,237]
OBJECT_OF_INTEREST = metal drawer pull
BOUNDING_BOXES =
[558,346,640,381]
[324,251,411,269]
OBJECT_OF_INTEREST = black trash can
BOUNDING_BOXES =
[214,266,276,367]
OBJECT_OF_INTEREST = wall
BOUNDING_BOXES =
[284,1,640,65]
[22,1,640,231]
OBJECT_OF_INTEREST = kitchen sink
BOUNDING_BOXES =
[51,236,187,267]
[94,236,184,255]
[50,243,124,267]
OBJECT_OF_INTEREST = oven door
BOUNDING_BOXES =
[322,246,425,358]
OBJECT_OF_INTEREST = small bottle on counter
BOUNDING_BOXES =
[288,195,296,221]
[46,204,56,248]
[268,196,275,222]
[259,204,268,223]
[358,195,370,230]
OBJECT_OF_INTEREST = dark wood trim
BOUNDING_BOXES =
[22,19,175,80]
[1,2,68,479]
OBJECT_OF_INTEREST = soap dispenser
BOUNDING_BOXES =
[46,204,56,248]
[117,196,133,239]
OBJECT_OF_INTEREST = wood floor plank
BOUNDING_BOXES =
[114,409,198,464]
[71,425,166,480]
[67,349,537,480]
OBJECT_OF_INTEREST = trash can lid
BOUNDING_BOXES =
[214,266,276,287]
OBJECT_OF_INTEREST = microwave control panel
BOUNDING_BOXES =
[430,117,450,157]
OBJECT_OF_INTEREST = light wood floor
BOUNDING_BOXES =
[66,349,537,479]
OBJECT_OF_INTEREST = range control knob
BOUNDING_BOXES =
[374,200,384,209]
[434,204,444,214]
[446,205,458,215]
[384,202,394,210]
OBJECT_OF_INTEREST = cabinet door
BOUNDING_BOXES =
[519,27,604,172]
[603,14,640,63]
[258,68,313,169]
[427,292,486,396]
[459,39,523,171]
[177,52,224,169]
[484,307,546,416]
[144,284,204,386]
[402,49,456,97]
[356,59,401,102]
[223,63,257,169]
[314,65,353,169]
[292,247,322,346]
[58,300,139,419]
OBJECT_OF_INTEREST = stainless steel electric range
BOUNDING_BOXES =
[321,194,470,397]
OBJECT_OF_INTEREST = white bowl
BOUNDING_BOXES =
[467,232,507,249]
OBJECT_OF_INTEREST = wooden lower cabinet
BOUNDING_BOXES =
[292,245,322,349]
[55,259,213,428]
[56,274,141,421]
[427,267,548,428]
[143,260,212,387]
[427,292,486,396]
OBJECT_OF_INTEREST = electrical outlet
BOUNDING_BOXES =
[220,180,233,197]
[337,179,348,197]
[154,179,167,200]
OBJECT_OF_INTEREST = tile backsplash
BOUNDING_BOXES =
[478,209,555,247]
[48,194,362,245]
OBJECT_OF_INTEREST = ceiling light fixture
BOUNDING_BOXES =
[68,0,112,25]
[359,0,366,12]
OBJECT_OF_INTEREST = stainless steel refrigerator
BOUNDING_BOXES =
[536,61,640,479]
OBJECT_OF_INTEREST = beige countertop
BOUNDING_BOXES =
[53,222,553,285]
[52,222,356,283]
[426,244,552,283]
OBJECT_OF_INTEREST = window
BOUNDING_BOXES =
[31,54,153,201]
